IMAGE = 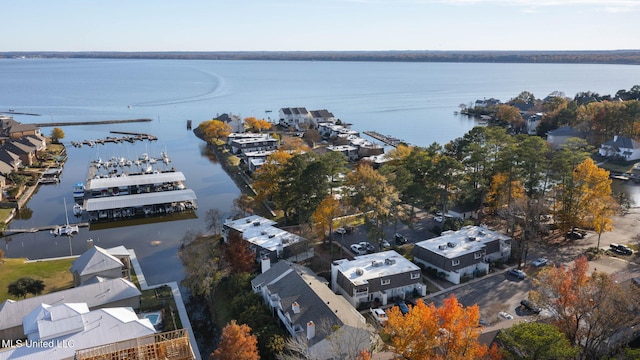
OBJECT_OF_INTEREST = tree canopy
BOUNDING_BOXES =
[211,320,260,360]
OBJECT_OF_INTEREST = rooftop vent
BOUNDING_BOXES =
[438,244,447,250]
[371,261,383,267]
[246,218,252,223]
[467,236,476,242]
[447,242,457,248]
[253,221,261,226]
[261,230,268,235]
[384,258,396,265]
[355,268,364,276]
[268,234,276,238]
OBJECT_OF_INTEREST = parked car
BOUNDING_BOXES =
[370,308,388,324]
[394,301,410,316]
[350,244,366,255]
[520,299,541,314]
[508,269,526,280]
[610,243,633,255]
[359,241,376,253]
[566,231,585,240]
[381,239,391,249]
[335,227,347,235]
[434,216,444,223]
[531,258,548,267]
[499,311,514,320]
[394,233,408,245]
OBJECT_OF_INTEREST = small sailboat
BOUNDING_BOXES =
[51,199,80,237]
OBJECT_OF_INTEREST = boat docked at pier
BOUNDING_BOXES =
[73,158,197,223]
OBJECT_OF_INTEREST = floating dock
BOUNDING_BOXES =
[2,223,89,236]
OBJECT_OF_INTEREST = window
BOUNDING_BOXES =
[355,287,369,295]
[411,272,420,280]
[474,252,483,259]
[381,279,391,286]
[452,259,460,266]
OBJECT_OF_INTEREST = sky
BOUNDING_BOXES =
[2,0,639,52]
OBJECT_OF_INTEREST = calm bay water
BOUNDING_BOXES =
[1,58,640,284]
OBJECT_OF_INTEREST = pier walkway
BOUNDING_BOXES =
[2,222,89,236]
[364,131,405,147]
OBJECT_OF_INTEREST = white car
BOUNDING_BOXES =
[370,308,388,324]
[531,258,548,267]
[434,216,444,223]
[499,311,514,320]
[335,227,346,235]
[350,244,365,255]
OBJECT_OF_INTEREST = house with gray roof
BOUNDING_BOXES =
[331,250,426,308]
[0,277,141,341]
[413,225,511,285]
[252,261,372,360]
[546,125,583,149]
[0,302,157,360]
[0,148,21,175]
[214,112,244,133]
[279,107,312,130]
[309,109,336,124]
[70,245,131,286]
[599,135,640,161]
[2,140,36,166]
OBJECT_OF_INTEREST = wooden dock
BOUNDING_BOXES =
[70,132,157,148]
[364,131,405,147]
[1,222,89,236]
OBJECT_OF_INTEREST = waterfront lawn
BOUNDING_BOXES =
[0,258,74,302]
[139,285,182,331]
[0,208,13,226]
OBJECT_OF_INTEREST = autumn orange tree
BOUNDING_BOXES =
[553,158,612,236]
[531,256,640,359]
[198,119,232,141]
[223,232,256,274]
[383,295,502,360]
[311,195,341,242]
[245,117,272,133]
[211,320,260,360]
[253,149,296,203]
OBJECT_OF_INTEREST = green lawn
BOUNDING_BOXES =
[0,257,74,302]
[0,208,13,227]
[139,285,183,331]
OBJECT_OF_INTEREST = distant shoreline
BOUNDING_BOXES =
[3,50,640,65]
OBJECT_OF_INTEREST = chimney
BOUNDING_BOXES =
[261,256,271,273]
[292,301,300,314]
[306,321,315,340]
[86,238,94,249]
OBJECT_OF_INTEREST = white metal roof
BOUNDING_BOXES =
[86,171,186,190]
[85,189,197,211]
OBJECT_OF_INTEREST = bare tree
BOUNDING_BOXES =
[205,208,224,235]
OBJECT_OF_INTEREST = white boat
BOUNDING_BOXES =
[73,182,85,199]
[73,203,83,216]
[51,199,79,237]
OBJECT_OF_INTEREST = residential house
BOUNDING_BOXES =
[599,135,640,161]
[474,98,501,109]
[318,123,359,139]
[0,302,170,360]
[546,126,583,149]
[309,109,336,124]
[413,226,511,285]
[214,113,244,133]
[223,215,313,264]
[0,149,21,175]
[331,250,426,308]
[279,107,312,130]
[327,145,359,162]
[526,113,544,135]
[16,134,47,152]
[2,140,36,166]
[229,136,278,155]
[252,261,372,360]
[7,123,41,139]
[243,150,276,173]
[0,277,141,341]
[70,245,131,287]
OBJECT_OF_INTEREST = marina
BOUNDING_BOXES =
[74,157,197,223]
[70,131,158,148]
